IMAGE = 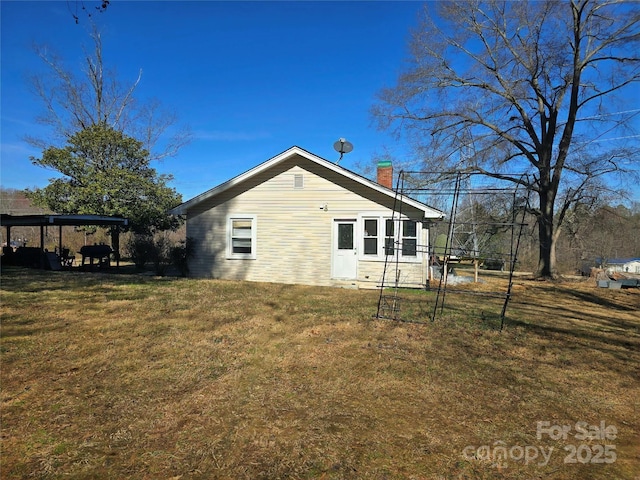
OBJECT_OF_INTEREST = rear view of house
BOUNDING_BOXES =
[170,146,444,288]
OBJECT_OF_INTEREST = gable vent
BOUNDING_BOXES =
[294,174,304,189]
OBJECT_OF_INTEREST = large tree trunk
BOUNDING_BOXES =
[536,192,558,278]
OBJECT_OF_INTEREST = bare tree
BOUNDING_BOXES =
[66,1,110,24]
[373,0,640,278]
[27,25,190,162]
[573,203,640,264]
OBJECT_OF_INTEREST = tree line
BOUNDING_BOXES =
[3,187,637,275]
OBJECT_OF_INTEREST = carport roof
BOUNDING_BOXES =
[1,214,128,227]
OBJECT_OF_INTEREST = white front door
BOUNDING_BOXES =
[332,220,357,279]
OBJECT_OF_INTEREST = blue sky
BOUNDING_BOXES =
[1,1,423,201]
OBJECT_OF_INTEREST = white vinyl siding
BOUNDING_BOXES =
[185,154,432,287]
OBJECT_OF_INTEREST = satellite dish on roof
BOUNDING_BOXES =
[333,138,353,163]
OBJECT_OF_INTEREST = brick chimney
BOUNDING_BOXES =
[377,160,393,189]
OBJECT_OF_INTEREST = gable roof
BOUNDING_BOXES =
[607,258,640,265]
[170,146,444,218]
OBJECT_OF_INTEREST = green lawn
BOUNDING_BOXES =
[1,267,639,479]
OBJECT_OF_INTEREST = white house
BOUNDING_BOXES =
[606,258,640,275]
[170,146,444,288]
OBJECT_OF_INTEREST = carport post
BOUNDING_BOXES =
[59,225,63,256]
[113,227,120,267]
[40,225,45,268]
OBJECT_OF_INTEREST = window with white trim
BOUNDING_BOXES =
[360,215,421,260]
[363,218,378,255]
[401,220,418,257]
[227,216,256,259]
[385,219,395,255]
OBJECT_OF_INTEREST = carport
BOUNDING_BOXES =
[1,214,128,269]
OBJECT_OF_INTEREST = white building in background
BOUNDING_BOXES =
[605,258,640,274]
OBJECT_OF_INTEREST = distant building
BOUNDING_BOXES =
[604,258,640,275]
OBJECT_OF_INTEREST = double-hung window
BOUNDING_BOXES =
[401,220,417,257]
[360,215,420,260]
[227,215,256,259]
[385,219,395,255]
[363,218,378,255]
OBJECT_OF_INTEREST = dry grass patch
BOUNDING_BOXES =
[1,267,639,479]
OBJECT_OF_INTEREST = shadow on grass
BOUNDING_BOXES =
[1,317,73,339]
[510,297,639,331]
[375,297,508,331]
[504,313,639,379]
[383,283,639,378]
[0,266,181,294]
[558,284,640,312]
[435,303,507,331]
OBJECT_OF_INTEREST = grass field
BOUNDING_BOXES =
[1,267,639,479]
